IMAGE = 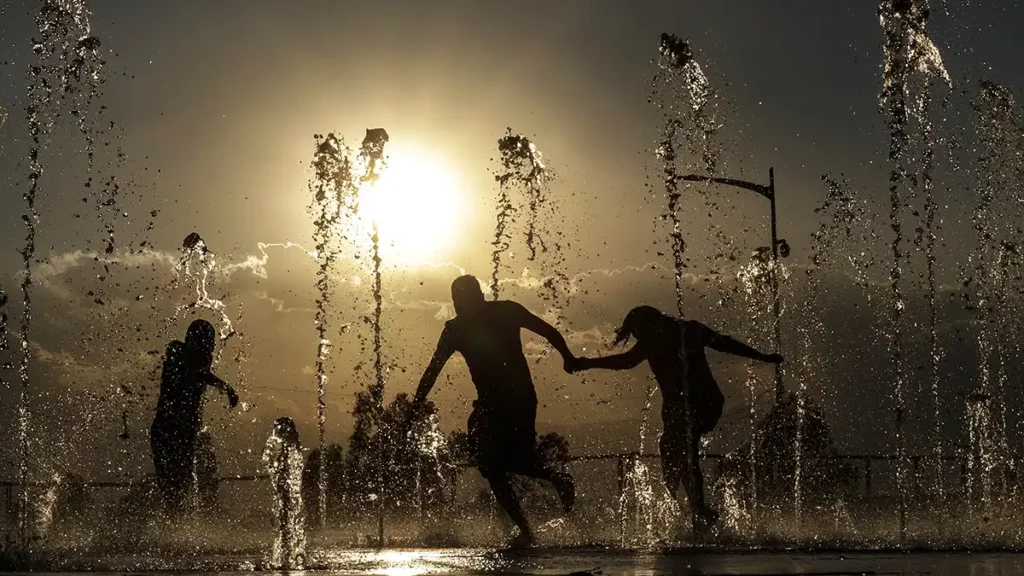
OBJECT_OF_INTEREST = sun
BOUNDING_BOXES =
[357,146,463,263]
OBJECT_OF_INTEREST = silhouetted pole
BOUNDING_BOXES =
[678,168,787,401]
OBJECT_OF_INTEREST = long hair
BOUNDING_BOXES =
[613,305,670,347]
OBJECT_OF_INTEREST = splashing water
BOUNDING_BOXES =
[0,289,9,387]
[633,32,726,538]
[173,233,237,347]
[492,131,573,352]
[799,175,872,519]
[358,127,391,546]
[495,132,551,264]
[651,34,724,316]
[877,0,951,540]
[410,411,450,522]
[490,150,516,300]
[737,251,788,523]
[914,87,951,499]
[716,475,751,534]
[308,132,357,528]
[654,33,720,174]
[901,2,952,500]
[359,128,390,407]
[306,128,392,537]
[24,470,62,545]
[16,0,106,550]
[636,378,659,455]
[618,455,679,548]
[965,81,1024,512]
[263,417,306,570]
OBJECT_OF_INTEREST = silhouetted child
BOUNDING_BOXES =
[150,319,238,515]
[263,416,305,570]
[573,305,782,536]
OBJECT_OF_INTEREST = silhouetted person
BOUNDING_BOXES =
[574,305,782,535]
[409,274,576,548]
[150,319,238,515]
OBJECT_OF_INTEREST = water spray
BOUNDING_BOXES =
[492,130,556,299]
[878,0,950,541]
[16,0,104,550]
[263,417,306,570]
[358,127,391,547]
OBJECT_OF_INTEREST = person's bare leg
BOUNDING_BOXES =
[486,471,533,547]
[662,426,713,535]
[661,433,694,528]
[682,432,717,531]
[514,459,575,514]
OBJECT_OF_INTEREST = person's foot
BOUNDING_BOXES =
[552,472,575,514]
[505,529,534,550]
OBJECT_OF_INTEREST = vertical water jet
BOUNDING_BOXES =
[175,233,238,348]
[650,33,722,316]
[308,132,355,528]
[492,131,555,298]
[357,127,390,546]
[16,0,104,549]
[359,128,390,409]
[800,174,870,526]
[263,417,306,570]
[878,0,949,541]
[967,81,1024,509]
[650,32,730,536]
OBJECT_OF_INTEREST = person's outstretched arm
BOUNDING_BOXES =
[705,326,783,363]
[514,302,577,370]
[413,325,457,406]
[204,373,239,407]
[577,342,647,371]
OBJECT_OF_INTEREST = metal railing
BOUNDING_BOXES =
[0,451,986,500]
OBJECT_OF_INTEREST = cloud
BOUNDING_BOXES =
[254,290,316,314]
[220,242,317,279]
[29,248,178,299]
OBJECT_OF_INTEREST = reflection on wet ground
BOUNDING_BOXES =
[21,548,1024,575]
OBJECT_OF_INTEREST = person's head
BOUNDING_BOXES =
[451,274,486,316]
[185,319,216,356]
[273,416,299,445]
[613,305,673,347]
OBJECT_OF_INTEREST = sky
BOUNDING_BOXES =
[0,0,1022,481]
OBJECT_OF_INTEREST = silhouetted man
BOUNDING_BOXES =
[410,275,576,548]
[574,305,782,536]
[151,319,238,515]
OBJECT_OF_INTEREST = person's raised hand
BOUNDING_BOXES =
[227,387,240,408]
[564,354,583,374]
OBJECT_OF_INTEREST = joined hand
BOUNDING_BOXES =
[564,356,585,374]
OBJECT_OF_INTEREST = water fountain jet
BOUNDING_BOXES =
[263,417,306,570]
[877,0,951,541]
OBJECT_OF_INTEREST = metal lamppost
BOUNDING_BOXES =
[677,168,788,400]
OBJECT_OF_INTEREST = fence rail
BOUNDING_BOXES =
[0,451,998,496]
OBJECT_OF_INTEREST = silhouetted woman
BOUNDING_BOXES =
[150,319,238,514]
[574,305,782,534]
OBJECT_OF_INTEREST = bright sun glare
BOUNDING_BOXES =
[357,147,463,263]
